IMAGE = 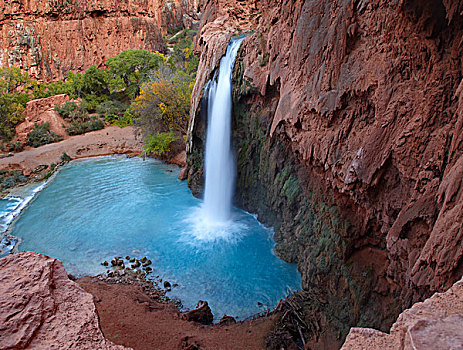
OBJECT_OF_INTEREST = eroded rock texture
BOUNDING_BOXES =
[0,251,128,349]
[0,0,200,80]
[15,94,70,143]
[342,277,463,349]
[187,0,463,346]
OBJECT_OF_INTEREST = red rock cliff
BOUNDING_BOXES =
[0,0,200,80]
[187,0,463,345]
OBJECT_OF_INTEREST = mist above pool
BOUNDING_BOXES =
[11,156,301,320]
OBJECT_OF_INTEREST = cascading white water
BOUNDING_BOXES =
[203,37,244,223]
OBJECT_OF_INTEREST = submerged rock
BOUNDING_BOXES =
[181,300,214,325]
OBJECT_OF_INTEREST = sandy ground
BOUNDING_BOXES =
[0,126,144,174]
[78,277,275,350]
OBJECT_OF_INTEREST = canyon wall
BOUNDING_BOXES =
[0,0,200,80]
[187,0,463,346]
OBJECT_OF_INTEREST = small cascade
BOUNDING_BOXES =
[203,36,244,223]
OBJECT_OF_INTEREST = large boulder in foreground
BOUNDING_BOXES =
[342,277,463,349]
[15,94,70,144]
[0,251,128,349]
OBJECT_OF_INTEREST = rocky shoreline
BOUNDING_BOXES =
[0,251,277,349]
[1,251,462,349]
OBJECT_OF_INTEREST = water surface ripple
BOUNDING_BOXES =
[11,156,301,320]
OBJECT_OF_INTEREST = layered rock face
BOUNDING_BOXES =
[0,251,128,349]
[0,0,200,80]
[187,0,463,345]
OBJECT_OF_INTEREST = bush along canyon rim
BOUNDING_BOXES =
[1,0,463,349]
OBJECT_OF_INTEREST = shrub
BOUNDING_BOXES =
[54,101,89,122]
[3,176,16,188]
[2,141,23,152]
[60,152,72,162]
[132,66,192,136]
[144,131,177,156]
[28,123,63,148]
[96,100,132,127]
[56,101,105,135]
[2,171,27,189]
[82,94,107,111]
[65,117,104,135]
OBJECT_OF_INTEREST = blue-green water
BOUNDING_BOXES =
[9,156,301,320]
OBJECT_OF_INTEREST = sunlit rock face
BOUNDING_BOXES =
[0,0,200,80]
[342,277,463,349]
[0,251,128,349]
[188,0,463,345]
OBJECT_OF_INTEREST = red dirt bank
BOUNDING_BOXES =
[0,126,144,175]
[1,252,462,349]
[78,277,275,350]
[0,252,275,350]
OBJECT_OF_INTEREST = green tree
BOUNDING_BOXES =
[0,67,32,141]
[144,131,178,156]
[82,65,109,97]
[0,66,30,94]
[106,49,166,98]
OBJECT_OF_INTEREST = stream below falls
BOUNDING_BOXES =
[6,155,301,320]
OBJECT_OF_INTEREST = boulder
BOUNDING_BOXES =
[181,300,214,325]
[178,166,188,180]
[169,150,187,167]
[0,251,128,349]
[218,315,236,326]
[15,94,70,144]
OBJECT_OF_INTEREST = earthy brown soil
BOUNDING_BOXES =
[0,126,144,174]
[78,276,276,350]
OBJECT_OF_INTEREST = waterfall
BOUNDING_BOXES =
[203,36,244,223]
